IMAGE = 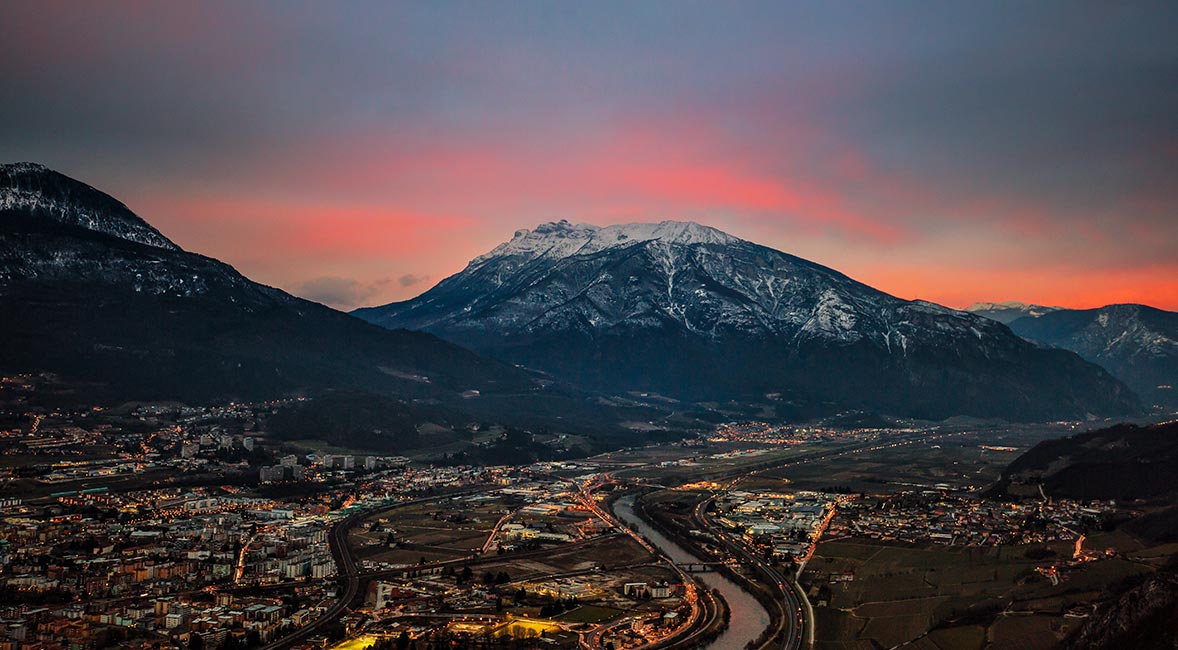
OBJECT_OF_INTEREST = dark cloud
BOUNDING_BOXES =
[398,273,429,288]
[294,276,386,310]
[3,3,1173,210]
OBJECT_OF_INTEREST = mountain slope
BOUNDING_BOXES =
[1001,421,1178,500]
[1008,305,1178,407]
[965,301,1062,324]
[0,163,542,406]
[1,162,177,250]
[356,220,1138,420]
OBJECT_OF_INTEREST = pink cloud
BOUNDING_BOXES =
[113,105,1178,311]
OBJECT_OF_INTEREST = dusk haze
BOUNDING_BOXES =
[2,3,1176,310]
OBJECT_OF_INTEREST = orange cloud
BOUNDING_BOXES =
[857,262,1178,311]
[115,112,1177,311]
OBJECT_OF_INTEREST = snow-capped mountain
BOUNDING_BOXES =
[1008,304,1178,406]
[965,301,1063,324]
[356,219,1138,420]
[472,220,741,265]
[0,163,540,405]
[1,162,177,250]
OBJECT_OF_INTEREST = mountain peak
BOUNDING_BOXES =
[1,162,178,250]
[967,301,1034,311]
[359,219,1139,420]
[1007,303,1177,406]
[472,219,742,265]
[965,301,1063,324]
[2,162,52,175]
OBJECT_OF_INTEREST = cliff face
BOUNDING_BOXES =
[1065,565,1178,650]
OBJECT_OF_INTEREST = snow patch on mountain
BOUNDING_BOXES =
[364,218,1020,354]
[1,162,178,250]
[965,301,1063,323]
[472,219,741,265]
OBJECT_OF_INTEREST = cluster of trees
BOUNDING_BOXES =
[0,585,74,605]
[1024,546,1058,560]
[437,428,583,467]
[448,565,512,587]
[537,597,581,618]
[212,444,273,466]
[365,631,412,650]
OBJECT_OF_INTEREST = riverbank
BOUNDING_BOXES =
[613,494,771,650]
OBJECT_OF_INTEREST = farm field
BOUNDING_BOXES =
[801,536,1166,650]
[349,494,510,565]
[556,605,625,624]
[760,427,1070,493]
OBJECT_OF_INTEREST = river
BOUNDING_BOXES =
[613,494,770,650]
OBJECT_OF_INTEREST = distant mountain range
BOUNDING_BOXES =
[969,301,1178,407]
[356,219,1138,420]
[3,163,1160,427]
[1008,305,1178,407]
[0,163,665,449]
[964,301,1063,324]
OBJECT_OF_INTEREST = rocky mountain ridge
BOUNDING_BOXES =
[357,220,1139,420]
[0,163,538,409]
[965,301,1063,324]
[1008,304,1178,406]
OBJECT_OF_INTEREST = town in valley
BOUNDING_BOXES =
[2,381,1172,650]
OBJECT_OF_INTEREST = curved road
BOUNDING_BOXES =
[693,498,809,650]
[256,488,673,650]
[257,506,367,650]
[257,492,484,650]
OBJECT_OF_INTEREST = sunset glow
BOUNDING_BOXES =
[2,3,1174,310]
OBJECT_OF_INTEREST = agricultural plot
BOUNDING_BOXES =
[987,615,1060,650]
[474,535,662,581]
[762,428,1066,493]
[803,536,1162,650]
[349,495,512,565]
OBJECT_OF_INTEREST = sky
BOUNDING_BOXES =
[2,2,1176,311]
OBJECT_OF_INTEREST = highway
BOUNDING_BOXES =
[255,486,658,650]
[256,492,483,650]
[693,497,809,650]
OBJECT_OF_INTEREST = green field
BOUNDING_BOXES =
[557,605,625,624]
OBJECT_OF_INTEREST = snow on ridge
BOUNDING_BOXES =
[471,219,742,265]
[965,301,1063,314]
[2,163,179,251]
[967,301,1035,311]
[1,186,178,251]
[0,162,51,175]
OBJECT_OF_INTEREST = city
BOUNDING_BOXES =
[2,387,1170,650]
